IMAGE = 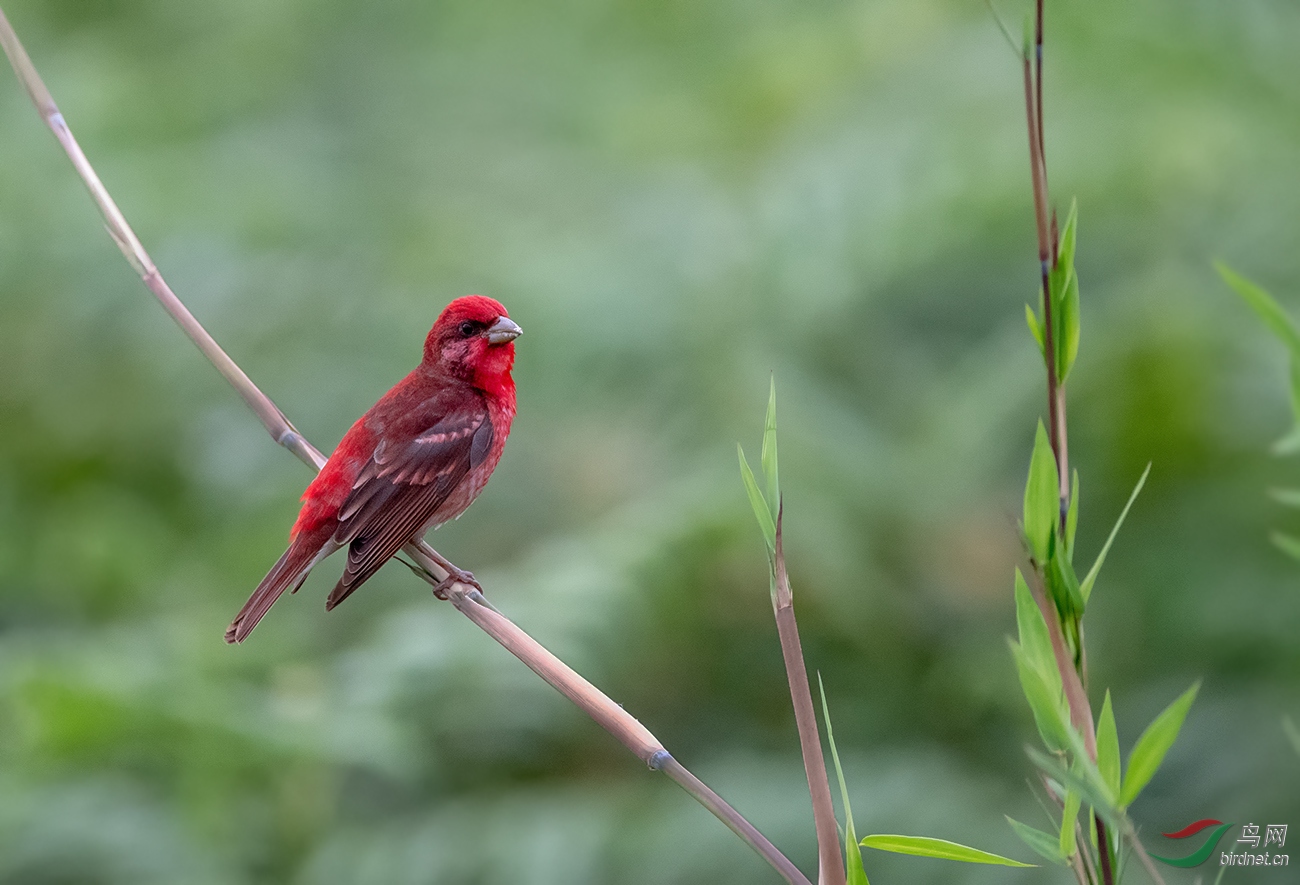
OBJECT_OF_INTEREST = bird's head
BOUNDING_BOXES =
[423,295,521,393]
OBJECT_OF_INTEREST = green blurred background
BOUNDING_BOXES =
[1,1,1297,882]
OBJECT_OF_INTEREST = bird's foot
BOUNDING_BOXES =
[431,566,480,600]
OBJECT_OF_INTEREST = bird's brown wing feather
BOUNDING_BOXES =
[326,402,494,610]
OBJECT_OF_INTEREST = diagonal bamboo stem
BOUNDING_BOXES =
[0,8,811,883]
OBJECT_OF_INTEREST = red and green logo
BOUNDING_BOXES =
[1151,819,1234,868]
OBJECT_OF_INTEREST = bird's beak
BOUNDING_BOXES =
[485,316,522,344]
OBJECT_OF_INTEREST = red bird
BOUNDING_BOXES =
[225,295,521,643]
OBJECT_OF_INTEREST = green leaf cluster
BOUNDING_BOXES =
[1020,423,1150,637]
[1014,384,1187,876]
[1026,200,1081,384]
[1008,679,1201,871]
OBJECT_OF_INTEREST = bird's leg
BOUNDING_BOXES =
[422,545,481,599]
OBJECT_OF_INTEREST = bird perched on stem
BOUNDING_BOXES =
[225,295,521,643]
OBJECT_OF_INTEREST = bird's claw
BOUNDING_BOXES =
[431,567,480,600]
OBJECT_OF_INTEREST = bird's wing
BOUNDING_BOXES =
[327,400,494,609]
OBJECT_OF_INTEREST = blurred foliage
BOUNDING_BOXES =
[1,0,1299,883]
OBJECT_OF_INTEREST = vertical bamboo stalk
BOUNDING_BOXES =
[772,508,845,885]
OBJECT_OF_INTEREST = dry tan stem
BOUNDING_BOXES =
[773,507,846,885]
[0,9,810,883]
[1126,827,1169,885]
[1022,46,1069,508]
[1070,846,1095,885]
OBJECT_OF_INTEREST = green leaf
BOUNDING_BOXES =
[1217,262,1300,355]
[761,377,779,521]
[1006,817,1069,867]
[1218,261,1300,451]
[1027,748,1120,827]
[1023,421,1059,563]
[1011,639,1069,753]
[1284,715,1300,757]
[1284,357,1300,451]
[1026,304,1044,355]
[818,675,870,885]
[1270,531,1300,560]
[738,445,775,554]
[1273,415,1300,457]
[1056,200,1078,276]
[983,0,1020,57]
[1121,681,1200,806]
[1265,359,1300,455]
[1059,269,1080,382]
[1048,202,1080,383]
[860,835,1034,868]
[1013,570,1058,689]
[1059,784,1081,857]
[1268,488,1300,508]
[1079,462,1150,603]
[1096,690,1121,800]
[1065,470,1079,559]
[1048,547,1084,619]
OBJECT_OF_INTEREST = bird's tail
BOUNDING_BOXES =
[225,528,337,644]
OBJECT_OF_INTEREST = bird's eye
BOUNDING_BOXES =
[459,321,477,337]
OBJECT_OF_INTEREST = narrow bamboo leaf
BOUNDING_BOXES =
[1217,262,1300,355]
[818,675,870,885]
[1027,748,1120,827]
[1285,357,1300,446]
[1269,356,1300,455]
[738,445,775,554]
[1096,690,1121,800]
[1007,817,1069,867]
[1270,359,1300,454]
[1271,422,1300,456]
[1121,682,1200,806]
[1014,570,1058,688]
[1048,202,1078,383]
[1065,470,1079,560]
[1056,200,1078,277]
[1283,715,1300,757]
[1219,264,1300,450]
[761,377,779,520]
[1059,270,1080,382]
[1024,422,1059,564]
[1011,639,1069,753]
[1049,548,1084,618]
[1079,462,1151,603]
[984,0,1020,56]
[1026,303,1045,355]
[1271,531,1300,559]
[860,835,1034,867]
[1057,715,1120,813]
[1059,785,1081,857]
[1271,531,1300,560]
[1268,488,1300,508]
